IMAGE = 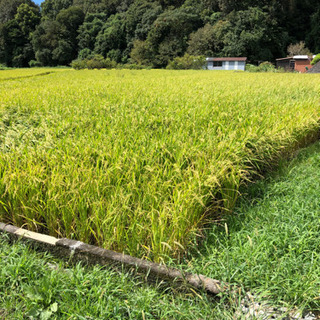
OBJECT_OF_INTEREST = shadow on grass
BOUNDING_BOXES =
[182,141,320,311]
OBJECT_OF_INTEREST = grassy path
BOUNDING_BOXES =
[1,141,320,319]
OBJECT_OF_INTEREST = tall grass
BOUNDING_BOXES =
[0,69,320,261]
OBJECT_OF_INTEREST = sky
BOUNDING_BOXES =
[34,0,43,5]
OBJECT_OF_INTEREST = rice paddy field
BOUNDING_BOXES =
[0,68,320,261]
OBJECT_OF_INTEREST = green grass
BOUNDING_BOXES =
[179,141,320,312]
[0,233,232,320]
[1,141,319,319]
[1,69,320,260]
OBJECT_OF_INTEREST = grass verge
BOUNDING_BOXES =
[179,141,320,314]
[0,232,234,319]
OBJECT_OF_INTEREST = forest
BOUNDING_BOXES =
[0,0,319,68]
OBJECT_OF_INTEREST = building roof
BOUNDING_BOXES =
[206,57,247,62]
[276,55,315,61]
[307,61,320,73]
[293,55,312,59]
[276,57,293,61]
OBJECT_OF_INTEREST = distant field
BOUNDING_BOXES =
[0,69,319,261]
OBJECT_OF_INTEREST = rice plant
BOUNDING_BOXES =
[0,69,319,261]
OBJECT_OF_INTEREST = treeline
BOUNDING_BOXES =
[1,0,320,68]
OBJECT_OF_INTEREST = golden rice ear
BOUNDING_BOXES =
[0,69,319,261]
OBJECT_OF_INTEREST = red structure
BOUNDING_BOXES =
[276,55,314,73]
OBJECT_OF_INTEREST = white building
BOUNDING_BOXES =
[206,57,247,71]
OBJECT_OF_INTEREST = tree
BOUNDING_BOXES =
[306,8,320,53]
[167,53,205,69]
[15,3,40,36]
[32,6,84,65]
[0,24,5,62]
[0,3,39,66]
[287,41,312,56]
[130,39,153,65]
[125,0,162,41]
[133,3,163,41]
[187,23,217,56]
[0,0,38,24]
[77,13,106,51]
[56,6,85,41]
[190,7,287,63]
[146,7,203,67]
[52,39,73,64]
[1,0,319,68]
[32,19,60,65]
[56,6,85,61]
[1,19,24,66]
[40,0,72,20]
[94,13,127,62]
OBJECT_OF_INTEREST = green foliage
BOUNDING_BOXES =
[146,7,202,67]
[257,61,276,72]
[94,13,127,63]
[70,58,86,69]
[1,0,320,68]
[40,0,72,20]
[77,13,106,51]
[0,0,38,24]
[0,19,32,67]
[86,54,106,69]
[166,53,205,69]
[218,7,286,63]
[78,47,93,60]
[311,53,320,65]
[28,59,41,67]
[56,6,85,39]
[55,6,84,61]
[307,8,320,53]
[133,2,163,41]
[0,2,39,67]
[245,63,258,72]
[32,20,61,66]
[15,3,40,36]
[71,55,117,69]
[189,7,287,64]
[52,39,73,64]
[125,0,162,42]
[246,61,277,72]
[187,24,216,57]
[130,39,153,66]
[104,57,117,68]
[31,6,84,66]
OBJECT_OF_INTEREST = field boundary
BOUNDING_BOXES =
[0,71,55,81]
[0,222,227,295]
[1,222,318,319]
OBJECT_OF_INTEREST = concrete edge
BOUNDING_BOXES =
[0,222,227,295]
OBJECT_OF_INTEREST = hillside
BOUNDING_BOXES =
[0,0,320,67]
